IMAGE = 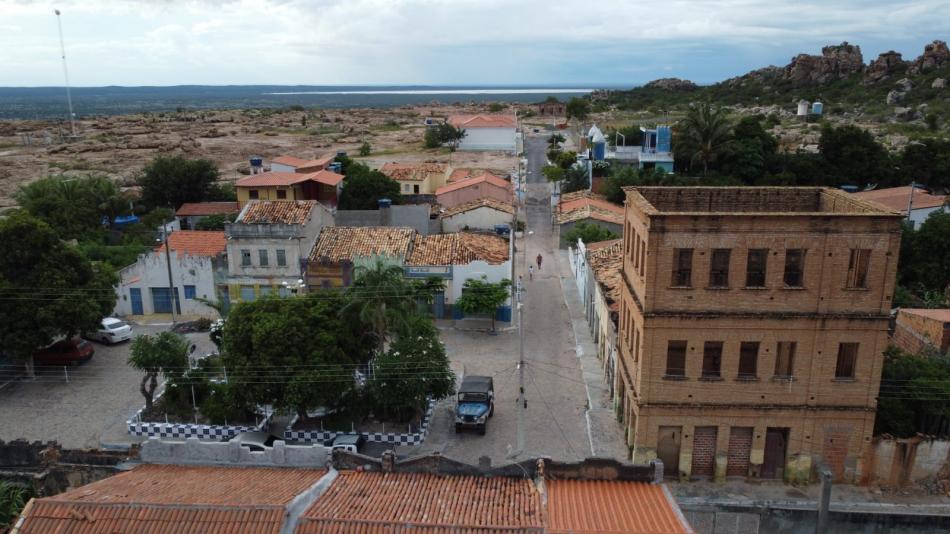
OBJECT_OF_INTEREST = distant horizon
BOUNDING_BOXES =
[0,83,625,90]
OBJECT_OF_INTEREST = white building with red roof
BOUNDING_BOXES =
[447,114,518,152]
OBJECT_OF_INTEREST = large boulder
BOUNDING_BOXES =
[865,51,905,83]
[910,40,950,74]
[644,78,697,91]
[886,90,905,105]
[785,42,864,84]
[933,78,947,89]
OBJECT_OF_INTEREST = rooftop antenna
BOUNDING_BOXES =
[54,9,76,137]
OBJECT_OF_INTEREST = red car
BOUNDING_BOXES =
[34,339,95,366]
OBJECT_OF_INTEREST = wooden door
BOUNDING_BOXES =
[657,426,682,478]
[762,427,788,479]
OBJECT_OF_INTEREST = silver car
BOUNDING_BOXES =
[86,318,133,344]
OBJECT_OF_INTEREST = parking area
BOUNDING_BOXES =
[0,324,214,449]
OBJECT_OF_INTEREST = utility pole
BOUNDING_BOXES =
[905,181,917,225]
[516,296,525,456]
[815,467,833,534]
[162,221,177,324]
[54,9,76,137]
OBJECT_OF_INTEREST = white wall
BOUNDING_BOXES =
[909,205,947,229]
[458,127,517,152]
[114,252,219,316]
[442,207,512,232]
[451,259,512,306]
[270,162,296,173]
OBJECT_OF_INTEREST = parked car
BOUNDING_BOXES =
[34,338,94,366]
[327,434,364,454]
[229,431,282,452]
[455,375,494,435]
[85,318,133,344]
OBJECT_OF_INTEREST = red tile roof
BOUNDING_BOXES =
[545,479,693,533]
[238,200,318,225]
[586,240,623,311]
[407,232,509,266]
[295,471,542,533]
[435,174,512,196]
[236,170,344,188]
[176,201,240,216]
[899,308,950,323]
[155,230,227,257]
[449,168,504,182]
[16,464,327,534]
[852,185,946,212]
[441,197,515,218]
[310,226,415,263]
[556,192,624,225]
[380,162,447,182]
[272,155,313,168]
[272,154,334,170]
[448,114,518,129]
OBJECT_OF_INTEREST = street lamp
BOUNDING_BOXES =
[282,278,305,296]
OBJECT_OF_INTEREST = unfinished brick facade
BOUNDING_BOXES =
[616,187,903,484]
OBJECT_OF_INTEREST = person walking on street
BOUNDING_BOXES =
[528,264,534,280]
[536,254,543,270]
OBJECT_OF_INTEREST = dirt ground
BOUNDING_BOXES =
[0,102,527,209]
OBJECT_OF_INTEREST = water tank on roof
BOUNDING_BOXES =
[336,151,347,158]
[839,185,859,193]
[656,125,672,153]
[328,162,342,173]
[378,198,392,209]
[797,100,810,116]
[494,224,511,236]
[113,215,139,227]
[811,101,824,115]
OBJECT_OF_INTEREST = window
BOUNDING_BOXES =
[276,189,287,199]
[639,238,645,276]
[665,340,687,377]
[784,249,806,287]
[702,342,723,378]
[403,184,410,192]
[847,249,871,289]
[260,285,272,296]
[671,249,693,287]
[413,184,420,194]
[835,343,858,379]
[248,189,259,199]
[774,341,796,378]
[634,329,641,362]
[241,249,251,267]
[709,249,731,288]
[184,285,196,299]
[276,249,287,267]
[738,342,759,378]
[240,285,256,301]
[278,286,290,297]
[633,230,639,269]
[746,249,768,287]
[258,250,269,267]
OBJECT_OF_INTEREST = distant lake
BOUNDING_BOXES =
[0,85,596,120]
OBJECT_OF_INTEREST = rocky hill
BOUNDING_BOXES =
[604,40,949,124]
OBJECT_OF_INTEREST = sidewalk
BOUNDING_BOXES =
[555,248,629,459]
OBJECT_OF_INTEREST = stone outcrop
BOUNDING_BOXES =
[785,42,864,84]
[644,78,697,91]
[933,78,947,89]
[865,51,906,83]
[886,90,904,105]
[909,40,950,74]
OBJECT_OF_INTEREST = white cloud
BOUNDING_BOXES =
[0,0,948,85]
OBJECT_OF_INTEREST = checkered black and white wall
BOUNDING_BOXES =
[283,398,437,446]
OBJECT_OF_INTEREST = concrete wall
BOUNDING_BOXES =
[140,437,330,468]
[908,205,946,229]
[453,259,512,310]
[865,437,950,487]
[436,181,513,209]
[336,204,433,235]
[114,252,222,317]
[458,127,517,152]
[893,309,950,354]
[441,206,512,232]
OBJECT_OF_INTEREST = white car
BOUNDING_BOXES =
[86,318,133,344]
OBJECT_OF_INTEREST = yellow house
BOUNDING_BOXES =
[234,171,344,208]
[379,162,449,195]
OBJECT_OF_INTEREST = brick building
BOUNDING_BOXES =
[616,187,903,483]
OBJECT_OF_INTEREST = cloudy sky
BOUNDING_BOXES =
[2,0,949,87]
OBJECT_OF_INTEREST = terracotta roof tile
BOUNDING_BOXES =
[435,174,512,196]
[310,226,415,263]
[236,170,343,188]
[295,471,542,533]
[447,114,518,129]
[853,185,946,212]
[546,479,693,534]
[272,155,313,168]
[587,240,623,311]
[555,193,624,225]
[380,162,448,182]
[155,230,227,257]
[449,168,504,182]
[441,197,515,218]
[238,200,318,225]
[407,232,509,266]
[899,308,950,323]
[176,202,241,216]
[272,154,334,169]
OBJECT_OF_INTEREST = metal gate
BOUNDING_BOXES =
[150,287,180,314]
[763,427,788,479]
[657,426,682,477]
[130,288,143,315]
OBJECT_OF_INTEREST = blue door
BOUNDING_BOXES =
[433,292,445,318]
[130,288,143,315]
[151,287,181,314]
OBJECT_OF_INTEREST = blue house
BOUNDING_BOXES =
[606,124,674,173]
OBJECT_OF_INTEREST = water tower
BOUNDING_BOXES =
[796,100,810,117]
[811,101,824,116]
[588,125,606,161]
[249,156,263,175]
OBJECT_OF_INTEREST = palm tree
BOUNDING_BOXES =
[676,102,733,177]
[342,259,418,354]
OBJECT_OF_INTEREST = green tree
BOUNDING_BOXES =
[899,211,950,299]
[565,97,591,120]
[817,124,894,186]
[367,324,454,421]
[720,116,779,184]
[555,151,578,169]
[900,140,950,191]
[455,276,511,332]
[0,213,116,370]
[195,213,236,231]
[487,102,506,112]
[564,222,620,244]
[128,331,190,411]
[0,482,32,531]
[675,102,733,177]
[15,175,126,240]
[547,133,566,148]
[602,166,643,203]
[875,346,950,437]
[222,294,364,421]
[424,124,466,149]
[338,163,403,209]
[359,141,372,156]
[342,259,420,354]
[560,166,591,194]
[139,155,220,210]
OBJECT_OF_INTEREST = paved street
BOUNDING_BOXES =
[416,135,627,464]
[0,323,214,449]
